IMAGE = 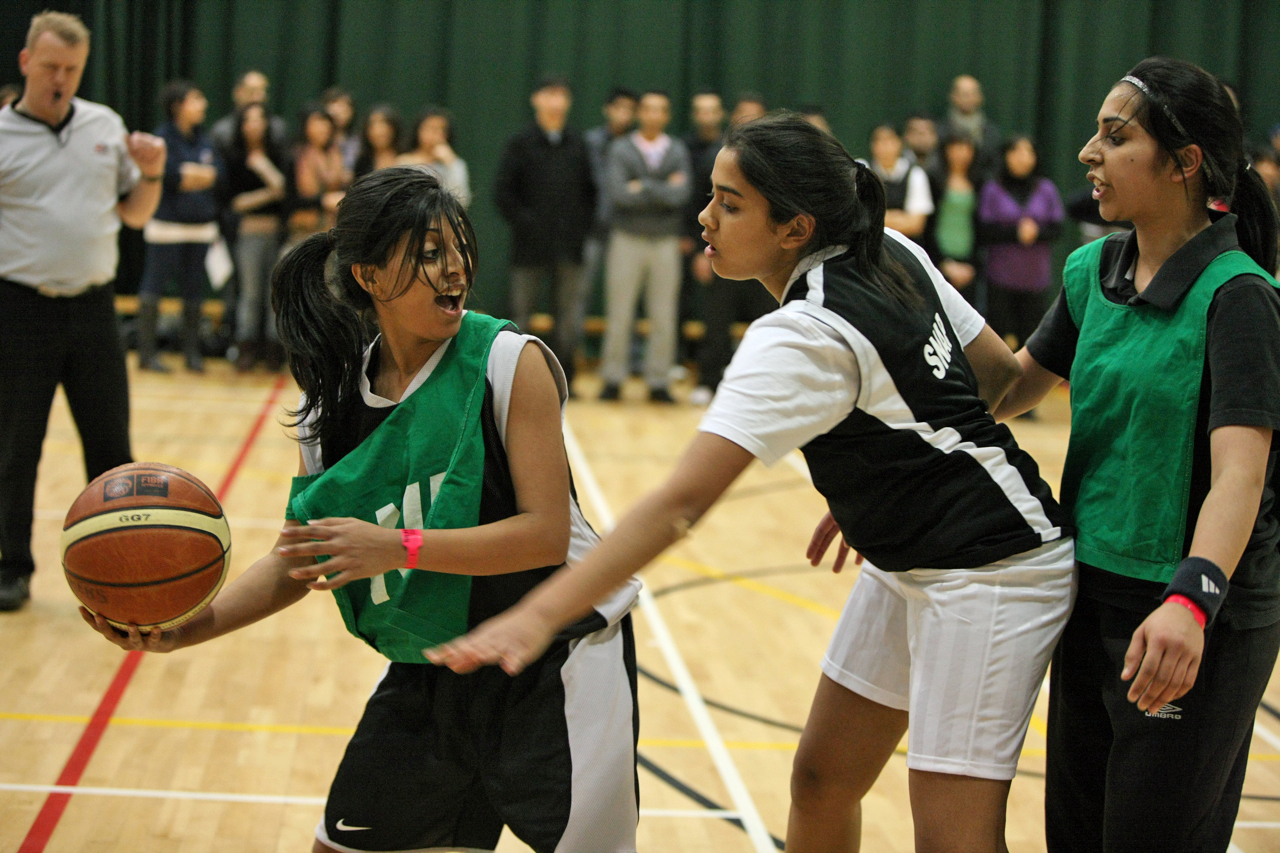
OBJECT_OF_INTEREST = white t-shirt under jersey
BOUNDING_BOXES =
[699,230,986,466]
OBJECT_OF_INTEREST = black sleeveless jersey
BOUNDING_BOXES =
[785,237,1069,571]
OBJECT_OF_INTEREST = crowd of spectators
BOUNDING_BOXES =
[31,67,1275,396]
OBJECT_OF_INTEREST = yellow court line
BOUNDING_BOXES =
[8,713,1280,761]
[659,555,842,619]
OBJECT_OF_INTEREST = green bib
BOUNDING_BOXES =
[1060,238,1276,582]
[287,312,510,662]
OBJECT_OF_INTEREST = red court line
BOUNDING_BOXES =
[18,374,289,853]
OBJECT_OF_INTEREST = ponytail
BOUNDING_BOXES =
[1231,161,1279,273]
[272,231,370,445]
[850,159,917,306]
[723,112,916,306]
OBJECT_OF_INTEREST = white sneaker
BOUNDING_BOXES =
[688,385,713,407]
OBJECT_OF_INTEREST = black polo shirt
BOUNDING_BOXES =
[1027,215,1280,627]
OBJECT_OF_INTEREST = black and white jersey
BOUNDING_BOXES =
[700,230,1067,572]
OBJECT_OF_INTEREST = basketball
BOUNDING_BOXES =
[61,462,231,632]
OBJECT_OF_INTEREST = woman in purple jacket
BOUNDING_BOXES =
[977,135,1065,350]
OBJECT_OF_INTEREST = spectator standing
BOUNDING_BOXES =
[397,108,470,207]
[598,90,691,403]
[977,135,1064,351]
[582,87,638,311]
[221,103,287,372]
[289,104,347,244]
[0,10,165,610]
[136,80,221,373]
[352,103,401,179]
[867,123,934,240]
[904,112,940,173]
[681,91,727,379]
[925,132,983,308]
[209,70,287,153]
[942,75,1003,182]
[494,77,596,386]
[322,86,359,174]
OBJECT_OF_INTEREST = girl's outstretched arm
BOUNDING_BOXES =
[428,432,756,674]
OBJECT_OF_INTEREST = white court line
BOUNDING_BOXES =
[0,783,731,818]
[563,420,775,853]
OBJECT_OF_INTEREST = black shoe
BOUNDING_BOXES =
[0,575,31,611]
[598,383,621,401]
[648,387,676,404]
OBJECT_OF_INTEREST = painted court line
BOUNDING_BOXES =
[0,783,735,820]
[562,419,775,853]
[18,374,288,853]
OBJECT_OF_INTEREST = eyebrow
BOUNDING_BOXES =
[1098,115,1135,132]
[713,182,744,198]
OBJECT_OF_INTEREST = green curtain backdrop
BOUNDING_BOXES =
[3,0,1277,308]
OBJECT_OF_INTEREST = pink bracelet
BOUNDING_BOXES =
[1166,594,1207,629]
[401,528,423,569]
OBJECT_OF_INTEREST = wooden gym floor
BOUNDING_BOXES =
[4,355,1280,852]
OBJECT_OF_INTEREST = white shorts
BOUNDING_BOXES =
[821,537,1075,780]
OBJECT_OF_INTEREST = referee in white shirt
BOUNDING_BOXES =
[0,11,165,611]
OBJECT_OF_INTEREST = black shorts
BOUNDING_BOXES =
[1045,593,1280,852]
[317,616,638,853]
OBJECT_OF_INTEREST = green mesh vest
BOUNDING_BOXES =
[286,312,509,662]
[1060,238,1277,582]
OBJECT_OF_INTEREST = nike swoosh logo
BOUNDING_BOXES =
[335,818,372,831]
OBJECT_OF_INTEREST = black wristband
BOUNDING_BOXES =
[1162,556,1229,627]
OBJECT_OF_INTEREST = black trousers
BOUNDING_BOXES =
[1046,592,1280,852]
[0,279,132,580]
[985,284,1046,350]
[696,275,776,391]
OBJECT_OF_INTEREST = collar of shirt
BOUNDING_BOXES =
[781,243,850,301]
[11,100,77,137]
[869,156,912,184]
[1103,213,1241,309]
[632,131,672,170]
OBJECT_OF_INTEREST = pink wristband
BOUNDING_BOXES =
[401,528,423,569]
[1166,594,1207,629]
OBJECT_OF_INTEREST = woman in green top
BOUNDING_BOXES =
[994,57,1280,851]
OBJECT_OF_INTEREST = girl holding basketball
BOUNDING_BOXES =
[430,113,1075,852]
[992,57,1280,851]
[84,165,641,853]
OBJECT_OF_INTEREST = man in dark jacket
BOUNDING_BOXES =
[494,77,596,387]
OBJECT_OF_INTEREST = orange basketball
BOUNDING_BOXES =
[62,462,231,632]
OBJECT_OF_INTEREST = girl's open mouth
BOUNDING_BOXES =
[435,292,463,313]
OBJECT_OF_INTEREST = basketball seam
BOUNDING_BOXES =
[62,504,225,527]
[63,550,227,588]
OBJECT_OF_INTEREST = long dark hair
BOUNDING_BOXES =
[353,103,402,177]
[228,102,282,166]
[722,111,916,304]
[1120,57,1279,271]
[272,166,479,447]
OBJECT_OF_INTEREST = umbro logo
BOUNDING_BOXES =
[1145,703,1183,720]
[335,818,372,831]
[1202,576,1220,595]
